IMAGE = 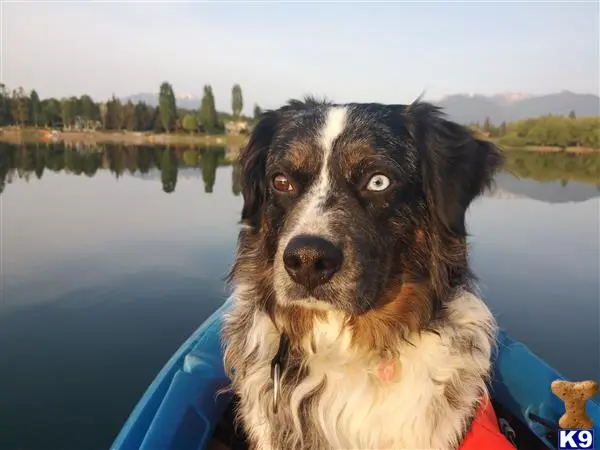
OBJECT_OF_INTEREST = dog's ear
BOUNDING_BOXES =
[407,102,504,236]
[239,109,279,228]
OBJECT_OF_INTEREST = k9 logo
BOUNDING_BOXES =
[558,429,595,450]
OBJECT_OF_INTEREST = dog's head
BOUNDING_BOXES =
[232,97,502,329]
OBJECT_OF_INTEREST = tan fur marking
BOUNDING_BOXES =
[286,140,319,171]
[337,138,375,175]
[349,278,433,352]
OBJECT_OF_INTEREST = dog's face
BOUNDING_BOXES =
[236,98,502,318]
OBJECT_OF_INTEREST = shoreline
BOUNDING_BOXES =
[0,127,248,147]
[498,145,599,154]
[0,127,598,154]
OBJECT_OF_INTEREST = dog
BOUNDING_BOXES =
[221,97,505,449]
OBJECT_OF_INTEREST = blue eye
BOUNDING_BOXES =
[366,174,391,192]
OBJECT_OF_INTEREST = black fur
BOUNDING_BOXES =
[407,102,504,236]
[239,110,279,228]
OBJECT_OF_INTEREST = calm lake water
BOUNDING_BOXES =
[0,142,598,450]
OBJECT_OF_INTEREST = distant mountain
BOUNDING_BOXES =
[438,90,599,124]
[123,92,202,110]
[490,92,534,106]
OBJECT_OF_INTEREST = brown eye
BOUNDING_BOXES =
[272,174,294,192]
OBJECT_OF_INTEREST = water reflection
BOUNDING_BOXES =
[0,142,240,196]
[1,142,599,201]
[502,150,600,187]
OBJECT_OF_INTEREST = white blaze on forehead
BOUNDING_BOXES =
[320,107,348,154]
[289,106,348,239]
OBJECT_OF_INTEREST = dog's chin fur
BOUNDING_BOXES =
[222,97,504,450]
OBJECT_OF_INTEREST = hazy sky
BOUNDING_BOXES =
[4,1,599,113]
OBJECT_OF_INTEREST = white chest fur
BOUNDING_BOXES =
[227,291,496,450]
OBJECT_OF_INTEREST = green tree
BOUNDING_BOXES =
[123,100,135,131]
[482,117,492,134]
[152,106,163,133]
[0,83,12,125]
[79,95,97,127]
[497,115,600,150]
[568,110,576,119]
[105,95,124,130]
[68,96,81,128]
[41,98,62,127]
[158,81,177,133]
[198,85,220,133]
[99,102,108,129]
[182,114,197,133]
[498,121,507,137]
[133,101,153,131]
[253,103,262,122]
[11,87,29,126]
[578,117,600,148]
[29,90,41,126]
[61,97,76,128]
[231,84,243,119]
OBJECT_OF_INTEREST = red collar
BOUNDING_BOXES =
[459,398,516,450]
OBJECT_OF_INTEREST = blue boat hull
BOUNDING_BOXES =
[111,296,600,450]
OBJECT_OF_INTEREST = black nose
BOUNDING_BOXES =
[283,235,343,291]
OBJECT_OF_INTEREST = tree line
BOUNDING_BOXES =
[469,112,600,149]
[0,143,242,195]
[2,82,597,148]
[0,82,264,134]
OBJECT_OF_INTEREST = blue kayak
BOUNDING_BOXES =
[111,295,600,450]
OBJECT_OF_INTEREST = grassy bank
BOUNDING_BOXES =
[1,127,598,155]
[0,127,248,147]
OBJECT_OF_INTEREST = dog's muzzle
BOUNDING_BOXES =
[282,234,343,293]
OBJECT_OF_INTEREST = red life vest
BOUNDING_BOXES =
[458,398,516,450]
